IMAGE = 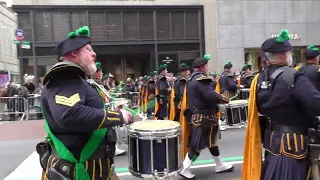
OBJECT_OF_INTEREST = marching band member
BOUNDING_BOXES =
[295,45,320,91]
[36,26,132,180]
[155,64,170,120]
[169,63,190,122]
[243,29,320,180]
[240,65,253,88]
[92,62,103,84]
[145,71,157,117]
[138,76,147,114]
[216,61,238,98]
[179,54,234,179]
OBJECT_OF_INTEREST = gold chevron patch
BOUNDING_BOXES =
[55,93,81,107]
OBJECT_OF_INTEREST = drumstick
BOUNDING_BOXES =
[229,95,238,101]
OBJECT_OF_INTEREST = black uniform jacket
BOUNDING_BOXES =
[219,71,237,93]
[187,72,222,110]
[257,64,320,129]
[156,75,170,101]
[173,76,187,108]
[41,62,124,160]
[298,64,320,92]
[240,73,253,88]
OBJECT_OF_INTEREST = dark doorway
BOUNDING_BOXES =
[96,53,150,82]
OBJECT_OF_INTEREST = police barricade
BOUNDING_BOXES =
[0,96,27,121]
[26,94,43,120]
[110,92,140,108]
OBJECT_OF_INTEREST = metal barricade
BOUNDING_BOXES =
[0,96,28,121]
[0,92,142,121]
[26,95,43,120]
[110,92,140,108]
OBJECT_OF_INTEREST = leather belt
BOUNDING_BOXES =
[270,122,307,135]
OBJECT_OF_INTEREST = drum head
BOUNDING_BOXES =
[130,120,180,130]
[229,100,248,107]
[128,120,181,139]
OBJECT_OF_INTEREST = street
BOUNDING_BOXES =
[0,120,246,180]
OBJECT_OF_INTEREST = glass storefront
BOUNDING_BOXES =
[244,47,305,71]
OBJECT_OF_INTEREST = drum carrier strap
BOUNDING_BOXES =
[257,67,297,140]
[259,66,296,90]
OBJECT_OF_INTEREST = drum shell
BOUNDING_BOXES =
[219,101,248,125]
[239,89,250,100]
[128,120,182,178]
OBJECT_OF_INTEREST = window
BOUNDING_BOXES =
[89,12,105,41]
[17,12,32,41]
[106,12,121,41]
[185,11,199,39]
[34,12,52,42]
[71,12,86,31]
[52,12,70,42]
[139,11,153,40]
[171,12,184,39]
[156,11,170,39]
[123,11,138,40]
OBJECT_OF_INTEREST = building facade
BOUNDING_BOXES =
[11,0,219,82]
[12,0,318,79]
[216,0,320,71]
[0,3,19,83]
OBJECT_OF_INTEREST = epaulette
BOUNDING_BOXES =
[43,61,86,85]
[226,73,234,77]
[196,75,213,82]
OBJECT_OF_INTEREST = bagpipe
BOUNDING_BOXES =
[88,79,145,119]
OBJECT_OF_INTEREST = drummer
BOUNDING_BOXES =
[240,65,253,88]
[155,64,170,120]
[169,63,190,122]
[243,29,320,180]
[179,54,234,179]
[37,26,132,180]
[217,61,238,99]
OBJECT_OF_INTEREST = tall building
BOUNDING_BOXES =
[216,0,320,71]
[11,0,217,82]
[0,3,19,83]
[12,0,319,80]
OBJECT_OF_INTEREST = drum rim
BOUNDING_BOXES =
[128,120,181,132]
[128,167,182,178]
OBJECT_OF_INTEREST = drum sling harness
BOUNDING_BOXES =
[41,106,108,180]
[258,67,297,140]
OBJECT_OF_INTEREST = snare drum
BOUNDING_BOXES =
[219,100,248,125]
[115,125,128,145]
[239,88,250,99]
[128,120,182,178]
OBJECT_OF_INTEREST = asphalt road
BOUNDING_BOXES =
[0,120,246,180]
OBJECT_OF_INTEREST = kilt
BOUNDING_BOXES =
[261,129,309,180]
[188,125,220,151]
